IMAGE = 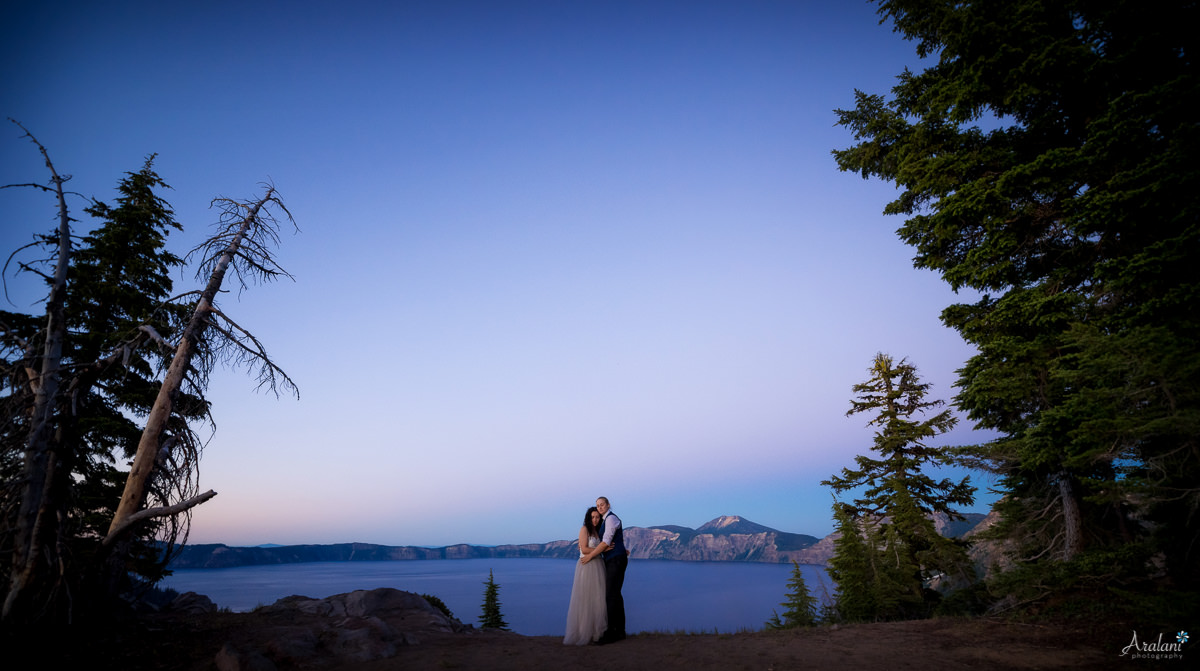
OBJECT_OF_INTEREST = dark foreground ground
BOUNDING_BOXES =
[26,609,1186,670]
[362,617,1184,671]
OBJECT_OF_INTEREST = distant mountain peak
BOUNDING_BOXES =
[696,515,776,535]
[702,515,745,528]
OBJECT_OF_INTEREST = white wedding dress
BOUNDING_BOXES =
[563,536,607,645]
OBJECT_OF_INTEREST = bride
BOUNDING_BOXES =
[563,506,607,645]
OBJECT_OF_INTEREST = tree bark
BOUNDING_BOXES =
[1057,472,1084,561]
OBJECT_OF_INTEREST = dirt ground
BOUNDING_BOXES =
[352,618,1146,671]
[30,609,1179,670]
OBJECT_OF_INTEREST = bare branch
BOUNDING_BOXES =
[102,490,217,546]
[136,324,173,352]
[207,307,298,399]
[1,182,58,193]
[58,326,176,403]
[3,240,51,306]
[161,289,204,304]
[187,183,298,297]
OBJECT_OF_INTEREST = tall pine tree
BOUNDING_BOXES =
[833,0,1200,595]
[823,354,974,619]
[73,158,202,586]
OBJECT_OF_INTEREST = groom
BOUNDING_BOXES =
[594,496,627,644]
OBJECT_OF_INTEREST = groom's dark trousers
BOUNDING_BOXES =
[603,552,628,639]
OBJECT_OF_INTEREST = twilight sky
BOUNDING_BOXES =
[2,0,998,547]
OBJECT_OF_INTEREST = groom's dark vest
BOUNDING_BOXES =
[602,513,626,559]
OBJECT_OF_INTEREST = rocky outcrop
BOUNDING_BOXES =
[168,591,218,615]
[933,512,988,538]
[789,530,840,566]
[211,588,473,670]
[962,510,1014,576]
[625,516,821,563]
[790,512,990,568]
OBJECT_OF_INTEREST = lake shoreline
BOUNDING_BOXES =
[164,557,832,636]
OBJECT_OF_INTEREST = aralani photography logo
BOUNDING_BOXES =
[1120,630,1188,661]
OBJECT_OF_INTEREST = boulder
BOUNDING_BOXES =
[169,591,218,615]
[215,588,469,668]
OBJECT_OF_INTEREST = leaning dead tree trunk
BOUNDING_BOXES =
[3,123,74,625]
[103,185,297,567]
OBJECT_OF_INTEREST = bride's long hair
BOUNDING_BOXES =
[583,506,602,538]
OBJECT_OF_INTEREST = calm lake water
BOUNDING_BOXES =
[163,558,832,636]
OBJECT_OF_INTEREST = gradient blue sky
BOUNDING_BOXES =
[2,1,998,547]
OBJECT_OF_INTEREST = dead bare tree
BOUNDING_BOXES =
[2,121,76,624]
[3,119,299,624]
[101,185,298,586]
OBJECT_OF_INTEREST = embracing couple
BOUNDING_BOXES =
[563,496,628,646]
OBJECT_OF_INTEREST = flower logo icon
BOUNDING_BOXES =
[1178,631,1189,644]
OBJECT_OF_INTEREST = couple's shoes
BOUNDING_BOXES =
[595,632,626,645]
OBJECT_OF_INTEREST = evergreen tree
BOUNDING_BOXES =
[827,501,901,622]
[73,158,201,584]
[827,502,874,622]
[833,0,1200,594]
[3,131,296,625]
[767,561,819,629]
[822,353,975,617]
[2,153,193,621]
[478,569,509,630]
